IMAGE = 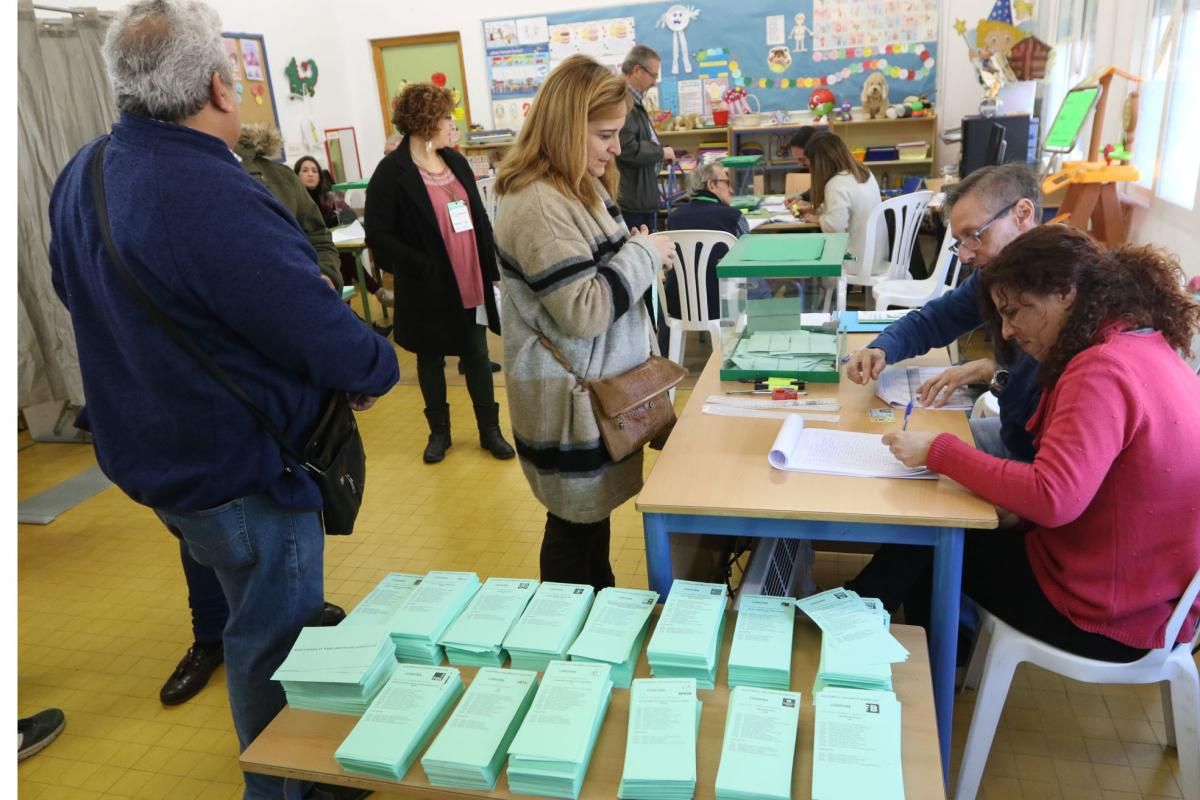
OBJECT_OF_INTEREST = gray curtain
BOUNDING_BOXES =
[17,2,116,409]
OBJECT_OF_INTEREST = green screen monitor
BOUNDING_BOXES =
[1043,86,1102,153]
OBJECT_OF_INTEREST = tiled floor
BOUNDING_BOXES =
[17,335,1195,799]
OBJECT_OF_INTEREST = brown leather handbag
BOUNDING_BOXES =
[538,334,687,462]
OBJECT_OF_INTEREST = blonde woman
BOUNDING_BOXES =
[494,55,674,590]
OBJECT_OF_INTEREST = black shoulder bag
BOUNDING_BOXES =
[89,138,366,535]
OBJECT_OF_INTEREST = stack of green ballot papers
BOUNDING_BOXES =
[503,582,595,672]
[617,678,702,800]
[728,595,795,690]
[390,571,480,664]
[438,577,538,666]
[814,596,893,692]
[341,572,424,628]
[271,626,396,715]
[507,660,613,799]
[812,688,904,800]
[567,586,659,688]
[730,329,839,373]
[795,588,909,671]
[334,664,464,780]
[421,667,539,791]
[715,686,801,800]
[646,580,728,689]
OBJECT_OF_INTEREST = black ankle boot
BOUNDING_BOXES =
[474,402,515,460]
[423,405,452,463]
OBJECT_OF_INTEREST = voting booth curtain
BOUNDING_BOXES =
[18,2,117,409]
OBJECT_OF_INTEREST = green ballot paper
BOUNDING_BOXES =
[271,626,397,715]
[812,688,904,800]
[618,677,702,800]
[504,582,595,672]
[439,577,538,667]
[646,579,728,689]
[507,660,614,799]
[342,572,424,628]
[729,595,795,691]
[567,587,659,688]
[421,667,539,791]
[390,570,480,665]
[334,664,464,780]
[715,686,801,800]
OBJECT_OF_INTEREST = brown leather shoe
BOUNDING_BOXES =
[159,641,224,706]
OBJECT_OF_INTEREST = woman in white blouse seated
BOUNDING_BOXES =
[801,131,887,290]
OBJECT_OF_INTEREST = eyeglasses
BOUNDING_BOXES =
[949,200,1018,255]
[711,178,731,186]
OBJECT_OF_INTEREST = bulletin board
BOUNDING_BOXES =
[221,32,284,159]
[483,0,938,127]
[371,32,472,139]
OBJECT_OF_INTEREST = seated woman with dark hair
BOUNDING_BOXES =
[849,225,1200,662]
[294,156,393,306]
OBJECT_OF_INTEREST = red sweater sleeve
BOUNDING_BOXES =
[926,350,1141,527]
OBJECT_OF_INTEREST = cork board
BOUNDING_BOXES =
[222,32,284,159]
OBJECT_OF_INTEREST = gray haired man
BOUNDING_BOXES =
[616,44,674,232]
[47,1,397,797]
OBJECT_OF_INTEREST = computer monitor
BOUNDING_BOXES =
[986,123,1009,167]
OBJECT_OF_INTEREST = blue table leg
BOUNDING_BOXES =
[930,526,965,782]
[642,513,674,598]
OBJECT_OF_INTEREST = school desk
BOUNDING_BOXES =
[636,337,998,780]
[241,616,944,800]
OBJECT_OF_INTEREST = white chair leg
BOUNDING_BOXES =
[1165,657,1200,800]
[948,339,961,364]
[1162,680,1178,748]
[954,643,1019,800]
[963,616,994,692]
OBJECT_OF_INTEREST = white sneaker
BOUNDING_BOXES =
[375,288,394,304]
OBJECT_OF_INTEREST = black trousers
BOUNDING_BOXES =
[415,321,495,413]
[846,532,1148,663]
[540,512,616,593]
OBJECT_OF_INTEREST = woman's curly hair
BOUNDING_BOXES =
[980,225,1200,390]
[391,82,455,140]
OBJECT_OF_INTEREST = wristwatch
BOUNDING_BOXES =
[989,368,1011,395]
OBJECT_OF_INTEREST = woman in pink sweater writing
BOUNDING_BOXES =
[850,225,1200,661]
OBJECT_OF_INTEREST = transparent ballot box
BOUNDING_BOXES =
[716,232,848,383]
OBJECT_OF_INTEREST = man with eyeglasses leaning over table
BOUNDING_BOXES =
[844,163,1041,461]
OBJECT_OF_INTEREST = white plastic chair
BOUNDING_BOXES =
[476,176,498,225]
[652,230,736,401]
[847,191,932,309]
[874,223,963,311]
[954,568,1200,800]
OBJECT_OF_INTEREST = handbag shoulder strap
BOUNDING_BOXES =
[535,333,587,387]
[88,137,306,467]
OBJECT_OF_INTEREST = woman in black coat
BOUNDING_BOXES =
[365,83,514,463]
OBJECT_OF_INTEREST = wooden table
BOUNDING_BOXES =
[637,339,998,780]
[332,231,388,329]
[241,617,944,800]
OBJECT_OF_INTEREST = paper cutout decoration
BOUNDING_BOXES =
[284,58,319,99]
[1008,35,1052,81]
[768,47,792,73]
[432,73,447,88]
[234,82,244,104]
[976,0,1027,58]
[791,12,811,53]
[251,84,266,106]
[656,5,701,74]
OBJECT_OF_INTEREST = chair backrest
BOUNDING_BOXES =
[856,190,933,281]
[785,172,811,197]
[476,176,498,224]
[1163,567,1200,652]
[931,222,963,299]
[652,229,738,325]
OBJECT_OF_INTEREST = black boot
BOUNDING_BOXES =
[423,405,452,463]
[474,402,515,460]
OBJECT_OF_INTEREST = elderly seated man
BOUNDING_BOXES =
[663,160,749,322]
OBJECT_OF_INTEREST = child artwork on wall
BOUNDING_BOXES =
[656,4,701,74]
[791,12,810,53]
[240,38,263,81]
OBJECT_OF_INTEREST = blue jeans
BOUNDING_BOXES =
[157,494,324,800]
[968,415,1015,460]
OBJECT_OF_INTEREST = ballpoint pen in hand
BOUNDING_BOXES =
[901,400,914,431]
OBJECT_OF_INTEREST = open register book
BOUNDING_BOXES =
[875,365,979,412]
[768,416,935,479]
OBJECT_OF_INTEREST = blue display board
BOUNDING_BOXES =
[483,0,938,121]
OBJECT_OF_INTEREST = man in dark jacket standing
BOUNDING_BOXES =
[48,2,398,798]
[617,45,674,232]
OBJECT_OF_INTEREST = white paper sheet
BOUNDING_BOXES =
[875,365,977,411]
[767,416,935,479]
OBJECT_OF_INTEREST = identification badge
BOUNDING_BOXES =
[447,200,474,233]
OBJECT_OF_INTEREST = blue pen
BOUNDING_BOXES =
[840,353,853,365]
[901,400,914,431]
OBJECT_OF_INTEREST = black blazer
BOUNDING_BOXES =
[365,137,500,355]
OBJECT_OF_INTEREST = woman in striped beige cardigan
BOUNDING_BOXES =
[494,55,674,591]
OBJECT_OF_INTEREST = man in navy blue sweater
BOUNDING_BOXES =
[844,164,1042,461]
[48,2,397,798]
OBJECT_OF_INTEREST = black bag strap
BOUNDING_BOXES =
[89,137,310,470]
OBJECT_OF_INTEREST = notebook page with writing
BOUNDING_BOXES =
[767,416,935,479]
[875,365,977,411]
